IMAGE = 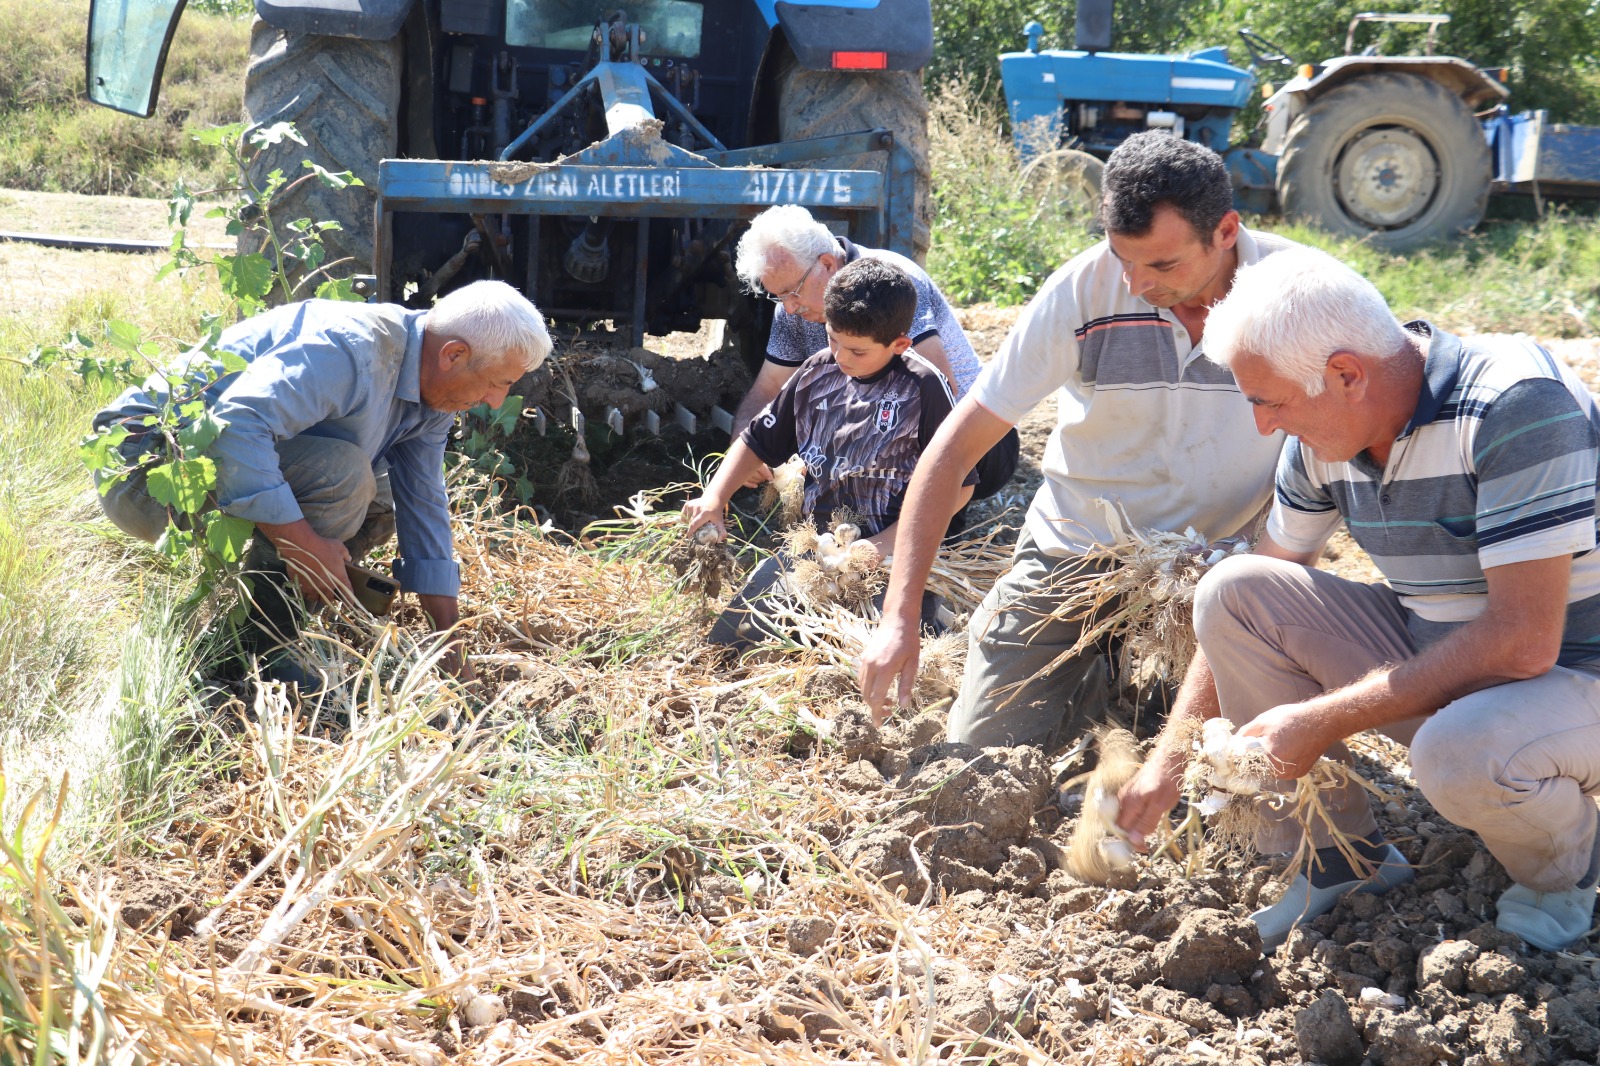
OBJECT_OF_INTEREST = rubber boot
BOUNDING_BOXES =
[344,507,396,564]
[1496,827,1600,951]
[1496,884,1598,951]
[234,539,327,695]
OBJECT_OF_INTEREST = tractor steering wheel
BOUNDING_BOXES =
[1237,29,1293,69]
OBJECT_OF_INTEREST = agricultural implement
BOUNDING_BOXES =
[85,0,932,437]
[1001,1,1600,250]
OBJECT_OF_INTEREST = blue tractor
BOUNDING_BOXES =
[84,0,932,411]
[1001,2,1514,250]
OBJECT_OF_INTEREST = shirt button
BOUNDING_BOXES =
[1380,494,1391,504]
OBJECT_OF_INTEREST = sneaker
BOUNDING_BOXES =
[1495,883,1598,952]
[1250,843,1414,951]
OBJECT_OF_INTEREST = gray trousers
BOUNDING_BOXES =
[948,530,1114,748]
[99,436,391,552]
[1197,553,1600,893]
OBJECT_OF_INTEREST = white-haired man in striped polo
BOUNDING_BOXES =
[1119,245,1600,953]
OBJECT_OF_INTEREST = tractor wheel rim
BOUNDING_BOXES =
[1333,126,1439,229]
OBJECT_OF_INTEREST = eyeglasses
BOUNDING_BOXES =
[763,257,822,306]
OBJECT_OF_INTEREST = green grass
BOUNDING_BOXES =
[0,260,233,858]
[0,0,248,196]
[1276,211,1600,338]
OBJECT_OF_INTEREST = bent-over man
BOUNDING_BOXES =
[94,280,551,684]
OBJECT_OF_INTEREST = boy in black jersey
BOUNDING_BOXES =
[683,258,977,647]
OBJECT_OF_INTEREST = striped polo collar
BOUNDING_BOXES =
[1404,320,1464,434]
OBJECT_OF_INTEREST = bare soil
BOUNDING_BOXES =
[9,195,1600,1061]
[0,187,230,241]
[819,704,1600,1066]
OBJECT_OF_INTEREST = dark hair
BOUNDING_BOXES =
[1099,131,1234,243]
[823,258,917,344]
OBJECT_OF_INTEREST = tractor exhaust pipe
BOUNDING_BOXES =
[1077,0,1112,52]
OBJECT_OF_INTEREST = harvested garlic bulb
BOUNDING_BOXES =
[1200,717,1235,762]
[461,992,506,1027]
[1100,838,1135,868]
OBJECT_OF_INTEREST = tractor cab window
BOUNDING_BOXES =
[506,1,704,59]
[86,0,186,116]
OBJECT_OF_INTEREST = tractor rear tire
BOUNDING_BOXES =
[775,63,932,264]
[1276,72,1489,251]
[241,19,403,298]
[1021,148,1104,228]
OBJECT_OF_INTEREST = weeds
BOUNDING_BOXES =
[924,78,1097,306]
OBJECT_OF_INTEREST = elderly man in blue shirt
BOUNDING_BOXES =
[94,280,551,683]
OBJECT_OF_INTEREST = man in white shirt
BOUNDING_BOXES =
[859,131,1292,747]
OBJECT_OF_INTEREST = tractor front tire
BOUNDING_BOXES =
[775,63,932,264]
[241,20,403,298]
[1276,72,1489,251]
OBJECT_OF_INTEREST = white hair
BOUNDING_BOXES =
[428,280,552,372]
[1204,247,1408,396]
[734,204,839,290]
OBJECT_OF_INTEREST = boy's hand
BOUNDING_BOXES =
[680,496,727,541]
[741,461,774,489]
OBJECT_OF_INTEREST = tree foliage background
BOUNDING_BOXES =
[929,0,1600,124]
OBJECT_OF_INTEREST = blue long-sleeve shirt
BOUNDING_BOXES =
[95,301,462,597]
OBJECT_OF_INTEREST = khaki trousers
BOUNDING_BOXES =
[1196,554,1600,893]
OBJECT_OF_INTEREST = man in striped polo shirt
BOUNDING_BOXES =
[859,132,1293,747]
[1149,246,1600,952]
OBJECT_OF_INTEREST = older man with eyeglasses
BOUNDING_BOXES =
[730,205,1019,500]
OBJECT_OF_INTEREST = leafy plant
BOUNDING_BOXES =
[163,122,366,314]
[925,79,1096,305]
[450,394,541,506]
[29,122,366,595]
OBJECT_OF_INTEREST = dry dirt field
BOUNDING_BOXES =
[8,192,1600,1064]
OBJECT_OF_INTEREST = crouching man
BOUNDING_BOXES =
[92,280,551,684]
[1121,246,1600,952]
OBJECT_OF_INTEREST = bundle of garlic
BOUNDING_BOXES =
[758,456,807,529]
[1178,716,1389,878]
[783,521,885,608]
[1064,728,1144,884]
[1186,717,1273,817]
[662,519,740,598]
[1022,502,1252,695]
